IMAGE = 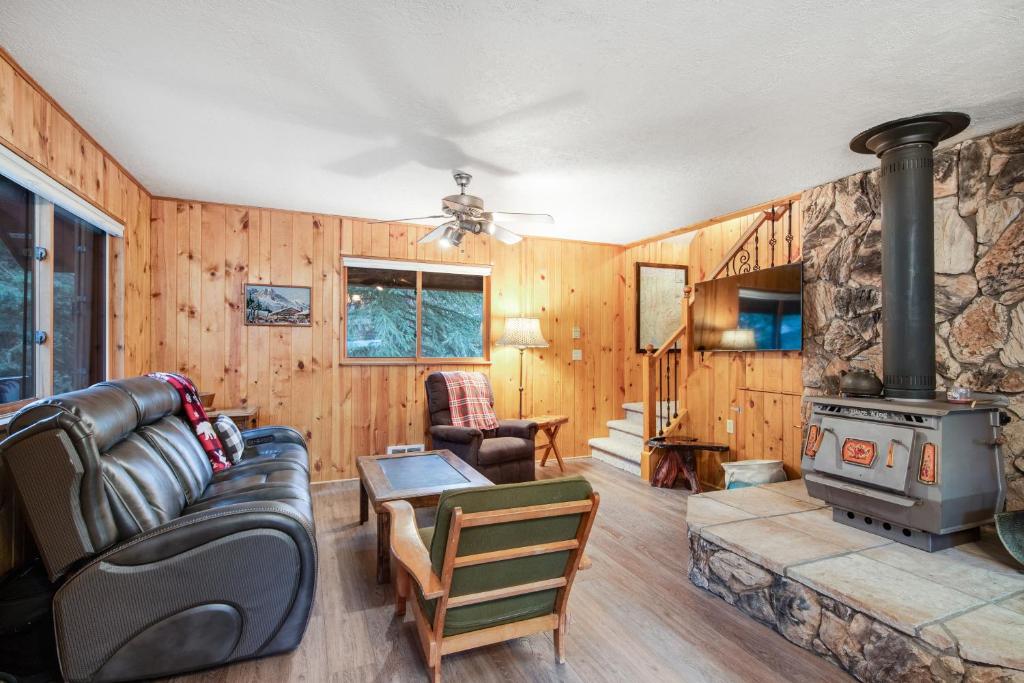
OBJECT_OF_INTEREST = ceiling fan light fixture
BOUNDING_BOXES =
[440,225,463,248]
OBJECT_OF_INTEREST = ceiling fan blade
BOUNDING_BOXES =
[418,223,453,244]
[483,211,554,224]
[369,214,446,225]
[491,223,523,245]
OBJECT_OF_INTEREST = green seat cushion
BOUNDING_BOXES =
[417,475,592,636]
[418,525,434,548]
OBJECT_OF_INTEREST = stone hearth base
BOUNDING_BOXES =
[686,481,1024,682]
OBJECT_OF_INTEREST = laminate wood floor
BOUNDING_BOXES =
[166,458,849,682]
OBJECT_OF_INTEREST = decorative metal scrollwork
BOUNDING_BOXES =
[785,200,794,264]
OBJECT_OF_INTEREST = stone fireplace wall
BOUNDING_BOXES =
[800,121,1024,511]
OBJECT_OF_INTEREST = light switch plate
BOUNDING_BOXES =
[572,349,583,361]
[726,419,735,434]
[572,326,581,339]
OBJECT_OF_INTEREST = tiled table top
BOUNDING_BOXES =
[687,480,1024,671]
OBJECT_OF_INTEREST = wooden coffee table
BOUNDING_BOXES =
[529,414,569,472]
[357,449,492,583]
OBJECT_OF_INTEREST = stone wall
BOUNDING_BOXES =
[689,533,1024,683]
[800,121,1024,511]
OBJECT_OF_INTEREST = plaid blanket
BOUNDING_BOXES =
[148,372,231,473]
[442,371,499,430]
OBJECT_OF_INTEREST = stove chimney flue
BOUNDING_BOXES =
[850,112,969,399]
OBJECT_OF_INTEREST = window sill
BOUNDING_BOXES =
[340,358,492,367]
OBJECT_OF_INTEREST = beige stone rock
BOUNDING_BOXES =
[989,154,1024,200]
[708,551,774,593]
[701,485,822,517]
[789,554,984,634]
[1000,305,1024,367]
[860,620,937,681]
[774,578,822,649]
[701,517,850,574]
[685,496,756,531]
[760,479,823,506]
[960,137,994,217]
[964,664,1024,683]
[936,336,962,383]
[934,147,959,198]
[776,508,891,553]
[920,623,958,652]
[835,173,875,229]
[992,122,1024,154]
[977,197,1023,245]
[933,655,966,680]
[977,213,1024,305]
[945,603,1024,671]
[803,280,838,336]
[823,319,870,358]
[935,196,977,274]
[935,273,979,320]
[949,297,1009,363]
[819,610,862,669]
[802,182,836,234]
[859,542,1024,601]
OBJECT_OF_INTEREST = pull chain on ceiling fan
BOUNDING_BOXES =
[371,170,553,247]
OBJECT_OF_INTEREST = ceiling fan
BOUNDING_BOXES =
[371,171,553,247]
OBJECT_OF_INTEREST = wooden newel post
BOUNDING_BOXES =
[640,343,657,481]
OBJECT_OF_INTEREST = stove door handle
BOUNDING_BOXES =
[885,438,907,468]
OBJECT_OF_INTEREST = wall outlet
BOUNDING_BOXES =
[572,326,581,339]
[386,443,425,455]
[726,419,735,434]
[572,349,583,361]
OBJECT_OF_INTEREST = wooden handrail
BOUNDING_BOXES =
[709,204,790,280]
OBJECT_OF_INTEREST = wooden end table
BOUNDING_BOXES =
[208,406,259,430]
[529,415,569,472]
[357,449,493,584]
[647,436,729,492]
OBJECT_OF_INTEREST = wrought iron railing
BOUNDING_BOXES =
[712,201,794,279]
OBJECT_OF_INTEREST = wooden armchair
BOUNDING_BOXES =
[384,476,599,683]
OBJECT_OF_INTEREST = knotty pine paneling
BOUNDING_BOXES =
[622,200,804,488]
[149,199,625,482]
[0,48,152,574]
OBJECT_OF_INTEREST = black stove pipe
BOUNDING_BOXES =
[850,112,969,399]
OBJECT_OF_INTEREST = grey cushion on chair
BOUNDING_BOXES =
[424,372,537,484]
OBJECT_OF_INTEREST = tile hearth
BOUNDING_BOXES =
[686,480,1024,681]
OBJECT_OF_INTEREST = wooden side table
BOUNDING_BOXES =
[528,415,569,472]
[208,406,259,431]
[647,436,728,492]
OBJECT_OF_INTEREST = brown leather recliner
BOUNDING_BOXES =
[424,372,537,484]
[0,376,317,683]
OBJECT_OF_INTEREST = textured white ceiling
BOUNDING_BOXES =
[2,1,1023,243]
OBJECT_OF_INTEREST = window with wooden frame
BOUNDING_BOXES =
[0,145,122,414]
[342,257,491,364]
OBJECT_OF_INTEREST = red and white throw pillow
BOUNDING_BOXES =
[148,372,232,473]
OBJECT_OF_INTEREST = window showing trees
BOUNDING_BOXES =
[0,169,110,410]
[0,175,34,405]
[53,206,106,394]
[344,262,488,362]
[421,272,484,358]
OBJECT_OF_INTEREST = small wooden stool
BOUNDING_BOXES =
[647,436,728,492]
[528,415,569,472]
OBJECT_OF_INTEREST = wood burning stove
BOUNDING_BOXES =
[802,112,1010,551]
[802,395,1006,551]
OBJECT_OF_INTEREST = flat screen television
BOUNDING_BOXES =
[692,263,802,352]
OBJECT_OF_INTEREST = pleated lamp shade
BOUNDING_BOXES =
[496,317,549,349]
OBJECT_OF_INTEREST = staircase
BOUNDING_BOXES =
[589,401,676,476]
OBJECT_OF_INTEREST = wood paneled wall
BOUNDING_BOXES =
[149,199,624,482]
[622,200,805,488]
[0,48,152,574]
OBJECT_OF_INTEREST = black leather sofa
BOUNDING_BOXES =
[0,376,317,682]
[424,372,537,484]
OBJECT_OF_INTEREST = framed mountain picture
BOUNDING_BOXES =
[244,284,312,326]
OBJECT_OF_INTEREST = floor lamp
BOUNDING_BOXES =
[496,317,549,419]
